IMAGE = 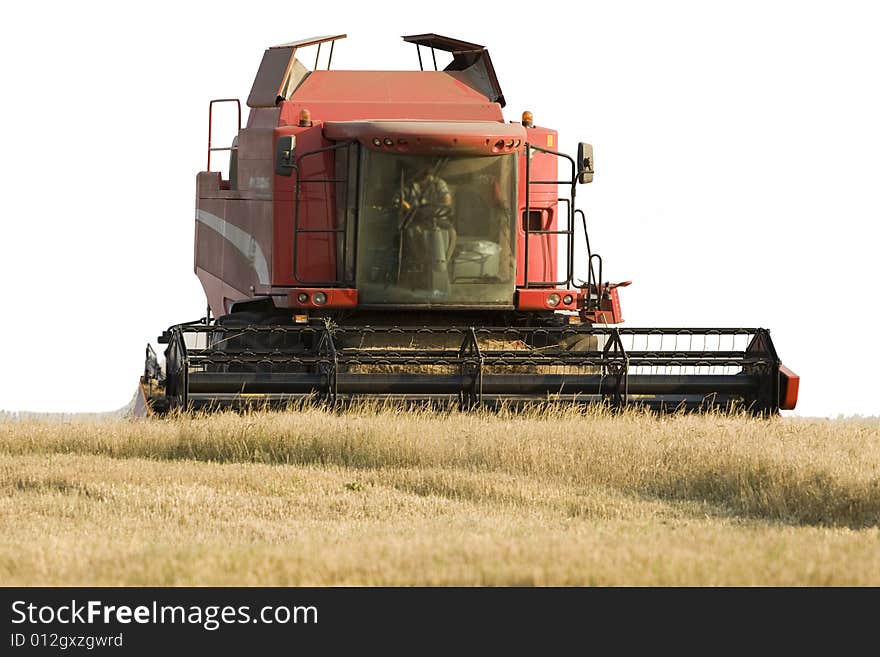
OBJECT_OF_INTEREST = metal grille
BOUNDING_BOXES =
[163,324,783,413]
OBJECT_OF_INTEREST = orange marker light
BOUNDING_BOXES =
[299,108,312,127]
[521,111,534,127]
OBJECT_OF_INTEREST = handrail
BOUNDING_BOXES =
[292,141,358,286]
[207,99,241,171]
[523,143,577,288]
[574,208,598,306]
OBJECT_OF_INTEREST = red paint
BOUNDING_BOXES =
[271,70,511,291]
[517,125,560,287]
[287,288,358,308]
[517,289,577,311]
[280,71,503,124]
[778,365,799,410]
[273,122,338,286]
[323,120,525,155]
[580,287,625,324]
[206,50,587,319]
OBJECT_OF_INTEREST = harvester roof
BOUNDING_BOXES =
[281,71,504,123]
[248,33,506,123]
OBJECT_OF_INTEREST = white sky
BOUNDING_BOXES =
[1,1,878,417]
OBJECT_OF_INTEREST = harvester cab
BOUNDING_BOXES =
[137,33,799,415]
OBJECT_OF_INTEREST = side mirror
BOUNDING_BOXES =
[275,134,296,176]
[577,142,594,184]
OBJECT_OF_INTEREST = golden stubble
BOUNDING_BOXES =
[1,405,878,585]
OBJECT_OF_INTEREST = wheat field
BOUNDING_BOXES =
[1,405,878,585]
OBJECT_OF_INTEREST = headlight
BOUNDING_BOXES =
[547,293,561,307]
[312,291,328,305]
[562,294,574,305]
[297,292,308,303]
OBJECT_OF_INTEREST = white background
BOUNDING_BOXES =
[1,1,877,416]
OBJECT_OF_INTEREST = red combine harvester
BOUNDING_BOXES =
[136,34,799,415]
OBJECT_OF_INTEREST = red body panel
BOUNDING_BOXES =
[323,120,525,155]
[517,289,577,311]
[196,62,585,319]
[778,365,800,410]
[287,288,358,309]
[272,122,338,287]
[580,287,625,324]
[280,71,503,123]
[517,125,560,287]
